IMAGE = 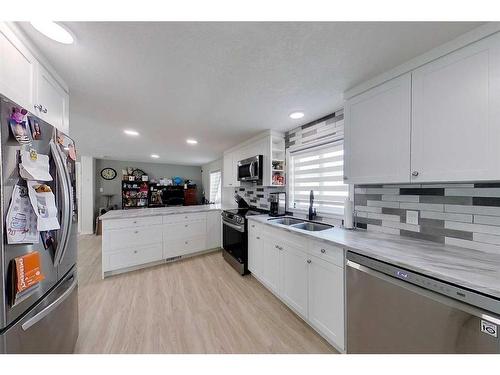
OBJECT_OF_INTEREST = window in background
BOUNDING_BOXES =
[288,142,348,216]
[209,170,222,204]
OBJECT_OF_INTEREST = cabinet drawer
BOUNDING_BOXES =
[104,226,162,251]
[309,241,344,268]
[162,212,206,224]
[164,235,206,259]
[105,243,163,271]
[104,216,162,230]
[163,220,206,239]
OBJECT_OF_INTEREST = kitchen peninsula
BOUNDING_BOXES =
[99,205,222,278]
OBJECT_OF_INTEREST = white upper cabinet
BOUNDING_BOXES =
[411,32,500,182]
[344,73,411,184]
[222,150,240,188]
[35,64,70,134]
[0,28,36,110]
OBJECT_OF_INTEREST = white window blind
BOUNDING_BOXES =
[288,142,348,215]
[209,170,222,204]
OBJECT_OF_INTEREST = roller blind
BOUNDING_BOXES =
[289,142,347,215]
[209,170,222,204]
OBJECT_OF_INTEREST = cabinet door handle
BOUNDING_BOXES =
[34,104,42,111]
[134,230,138,234]
[133,250,138,254]
[42,107,47,113]
[133,221,137,224]
[343,176,348,180]
[412,171,419,177]
[275,245,279,249]
[307,259,311,264]
[256,236,260,240]
[185,241,188,244]
[185,224,188,227]
[321,249,326,253]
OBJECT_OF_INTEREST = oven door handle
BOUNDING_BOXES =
[223,220,245,233]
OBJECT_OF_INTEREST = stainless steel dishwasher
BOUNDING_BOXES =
[346,251,500,353]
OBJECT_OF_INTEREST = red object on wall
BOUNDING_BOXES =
[184,188,197,206]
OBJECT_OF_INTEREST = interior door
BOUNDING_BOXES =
[344,73,411,184]
[411,33,500,182]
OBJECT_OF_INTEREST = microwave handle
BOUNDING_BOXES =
[249,161,255,178]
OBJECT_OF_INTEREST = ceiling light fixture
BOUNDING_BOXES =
[30,21,75,44]
[123,129,139,136]
[150,154,159,159]
[186,139,198,145]
[289,111,305,120]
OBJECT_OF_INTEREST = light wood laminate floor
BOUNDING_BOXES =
[74,235,336,354]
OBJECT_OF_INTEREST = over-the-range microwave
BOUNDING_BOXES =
[237,155,263,183]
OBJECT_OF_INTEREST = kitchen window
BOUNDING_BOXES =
[209,170,222,204]
[288,141,348,216]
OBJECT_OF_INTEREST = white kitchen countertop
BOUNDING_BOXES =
[248,214,500,299]
[99,204,222,220]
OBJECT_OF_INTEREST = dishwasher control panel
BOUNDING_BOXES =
[346,250,500,316]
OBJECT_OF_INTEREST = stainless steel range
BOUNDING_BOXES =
[221,208,263,275]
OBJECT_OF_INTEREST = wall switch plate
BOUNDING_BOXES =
[406,210,419,225]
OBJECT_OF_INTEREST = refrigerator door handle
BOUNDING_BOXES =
[50,140,72,266]
[21,277,77,331]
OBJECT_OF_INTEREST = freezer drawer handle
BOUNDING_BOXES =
[21,277,77,331]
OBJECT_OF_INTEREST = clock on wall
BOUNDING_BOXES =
[101,167,117,180]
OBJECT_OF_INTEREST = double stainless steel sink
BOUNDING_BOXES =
[267,217,333,231]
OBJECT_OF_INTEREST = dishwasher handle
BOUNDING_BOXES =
[347,259,500,325]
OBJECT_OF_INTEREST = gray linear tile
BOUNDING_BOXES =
[367,212,401,222]
[445,188,500,197]
[420,195,473,205]
[419,218,444,227]
[420,210,472,223]
[474,215,500,226]
[382,194,419,203]
[381,207,407,217]
[420,225,473,240]
[445,204,500,216]
[367,224,400,235]
[367,200,400,208]
[355,205,382,213]
[473,232,500,246]
[382,221,420,232]
[400,230,445,243]
[357,217,382,226]
[445,221,500,235]
[400,202,444,212]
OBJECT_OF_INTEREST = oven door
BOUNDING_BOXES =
[222,219,247,264]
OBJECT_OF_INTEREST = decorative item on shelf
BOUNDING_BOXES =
[272,160,284,171]
[272,173,285,186]
[172,176,183,186]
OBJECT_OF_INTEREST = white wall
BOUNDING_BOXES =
[80,156,95,234]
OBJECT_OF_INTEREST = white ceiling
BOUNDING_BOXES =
[17,21,483,166]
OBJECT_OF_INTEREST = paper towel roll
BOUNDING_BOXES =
[344,199,354,229]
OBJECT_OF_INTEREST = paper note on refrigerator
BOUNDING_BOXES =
[6,184,39,244]
[27,181,60,231]
[19,150,53,181]
[14,251,45,293]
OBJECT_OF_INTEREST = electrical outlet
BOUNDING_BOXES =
[406,210,419,225]
[100,187,104,193]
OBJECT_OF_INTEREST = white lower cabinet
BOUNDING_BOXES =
[308,255,345,350]
[280,243,309,319]
[102,210,221,277]
[261,236,281,294]
[248,223,345,351]
[248,222,264,277]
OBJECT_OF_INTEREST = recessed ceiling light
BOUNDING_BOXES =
[289,111,305,120]
[150,154,159,159]
[186,139,198,145]
[123,129,139,136]
[30,21,74,44]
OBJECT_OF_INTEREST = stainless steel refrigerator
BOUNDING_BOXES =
[0,96,78,353]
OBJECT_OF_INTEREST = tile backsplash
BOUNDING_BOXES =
[234,184,286,210]
[354,183,500,253]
